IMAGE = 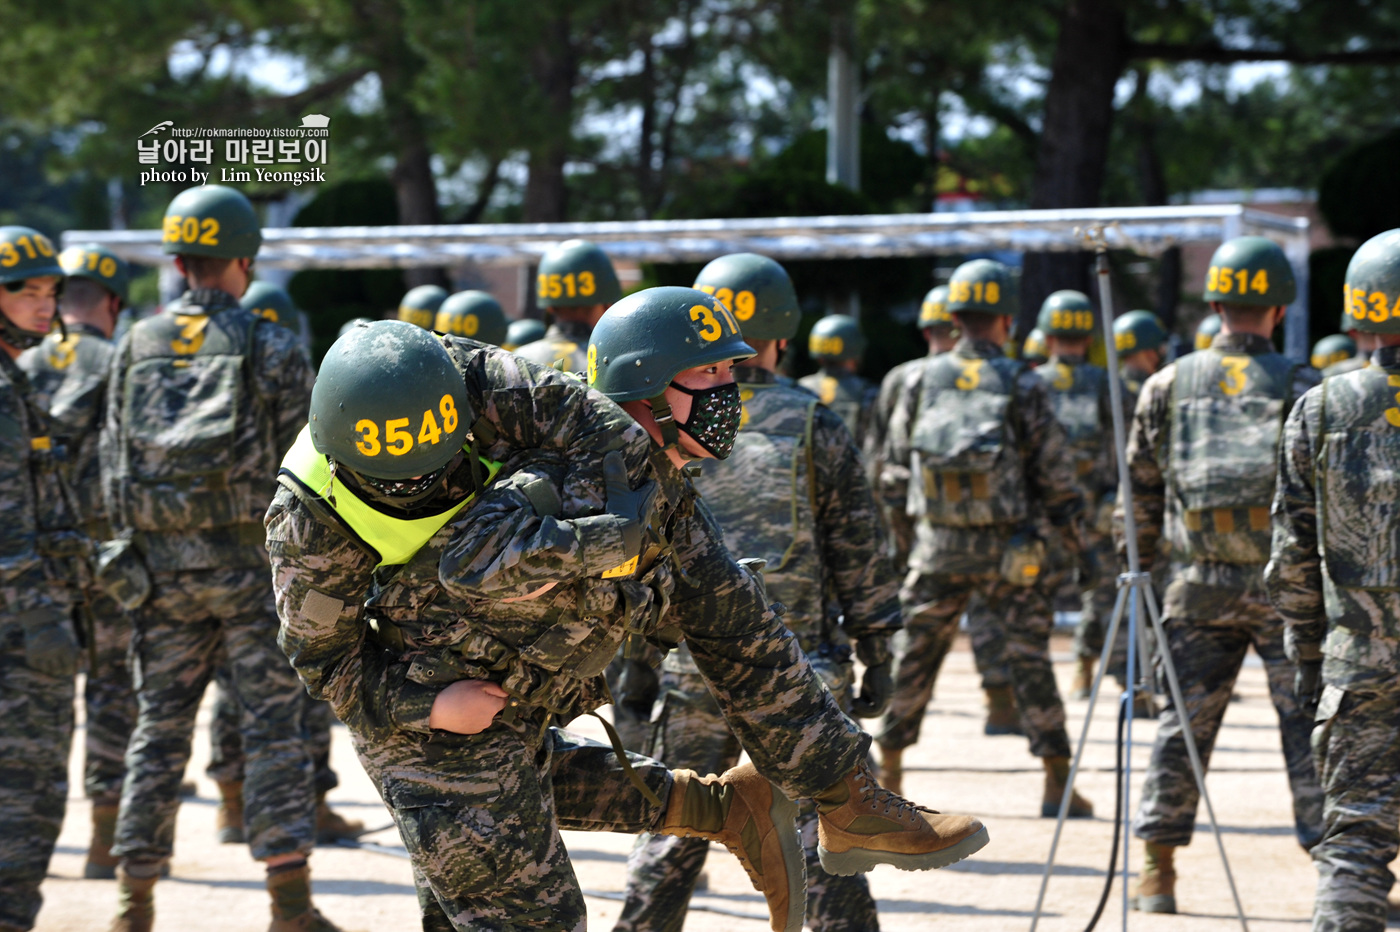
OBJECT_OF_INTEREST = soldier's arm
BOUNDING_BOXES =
[877,366,922,561]
[810,408,901,639]
[1265,389,1326,660]
[1115,366,1171,570]
[98,333,132,529]
[1018,373,1085,551]
[253,323,315,456]
[0,392,65,617]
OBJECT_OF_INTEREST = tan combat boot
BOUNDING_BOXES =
[108,864,158,932]
[659,762,805,932]
[267,863,349,931]
[983,685,1025,736]
[315,794,365,844]
[1041,756,1094,818]
[85,803,121,879]
[1132,842,1177,913]
[876,744,903,796]
[1070,656,1095,700]
[216,780,245,844]
[814,758,988,875]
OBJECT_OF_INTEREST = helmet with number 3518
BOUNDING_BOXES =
[161,185,262,259]
[946,259,1014,316]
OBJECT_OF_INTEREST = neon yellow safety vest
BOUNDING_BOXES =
[280,425,501,567]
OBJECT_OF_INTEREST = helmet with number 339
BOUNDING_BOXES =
[691,252,800,340]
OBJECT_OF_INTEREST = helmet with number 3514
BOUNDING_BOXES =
[536,239,622,309]
[946,259,1013,316]
[1202,236,1295,307]
[309,320,472,479]
[692,252,800,340]
[161,185,262,259]
[1342,228,1400,334]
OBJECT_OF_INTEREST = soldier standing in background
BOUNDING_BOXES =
[1020,328,1048,366]
[1311,333,1357,375]
[1113,310,1169,414]
[614,255,901,932]
[874,258,1092,818]
[1120,235,1323,914]
[436,290,509,347]
[1193,312,1221,352]
[243,281,313,352]
[17,243,131,882]
[800,314,879,451]
[1268,229,1400,932]
[100,186,344,932]
[397,284,448,330]
[516,238,621,373]
[0,225,85,932]
[502,317,546,352]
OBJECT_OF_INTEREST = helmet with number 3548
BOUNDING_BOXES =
[1202,236,1295,307]
[536,239,622,309]
[1342,228,1400,334]
[309,320,472,479]
[692,252,800,340]
[946,258,1013,316]
[161,185,262,259]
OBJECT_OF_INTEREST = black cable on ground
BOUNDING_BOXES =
[1083,691,1129,932]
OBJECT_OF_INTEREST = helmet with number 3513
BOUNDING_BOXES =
[946,259,1014,316]
[1342,228,1400,334]
[536,239,622,309]
[1202,236,1295,307]
[160,185,262,259]
[309,320,472,479]
[692,252,800,340]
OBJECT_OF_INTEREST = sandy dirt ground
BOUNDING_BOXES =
[32,633,1368,931]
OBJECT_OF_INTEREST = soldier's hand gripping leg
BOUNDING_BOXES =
[813,757,989,875]
[659,762,806,932]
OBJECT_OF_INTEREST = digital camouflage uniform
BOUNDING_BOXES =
[100,287,319,867]
[1121,331,1323,850]
[615,365,901,932]
[18,324,132,807]
[798,367,878,454]
[0,350,83,930]
[514,319,593,375]
[269,340,868,930]
[876,336,1085,761]
[207,680,338,798]
[1320,355,1367,380]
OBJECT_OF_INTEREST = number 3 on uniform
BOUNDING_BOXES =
[355,394,460,457]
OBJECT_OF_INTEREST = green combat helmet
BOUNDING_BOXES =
[1021,328,1048,365]
[338,317,373,338]
[1194,312,1221,351]
[536,239,622,309]
[1311,333,1358,370]
[919,285,953,330]
[240,280,298,328]
[59,243,129,304]
[398,284,448,330]
[808,314,866,362]
[1202,235,1296,307]
[161,185,261,259]
[503,318,546,351]
[1113,310,1167,356]
[1037,290,1096,337]
[946,258,1013,315]
[436,290,508,346]
[309,319,471,480]
[692,252,800,340]
[0,226,65,349]
[1343,228,1400,334]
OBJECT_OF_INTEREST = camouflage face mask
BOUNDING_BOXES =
[669,381,743,459]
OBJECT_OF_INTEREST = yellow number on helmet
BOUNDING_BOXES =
[440,394,459,433]
[355,419,381,456]
[689,304,722,342]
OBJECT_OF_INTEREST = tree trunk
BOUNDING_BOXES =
[523,11,575,223]
[1020,0,1130,336]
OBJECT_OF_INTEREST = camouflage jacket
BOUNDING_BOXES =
[100,288,314,572]
[513,319,591,375]
[1120,361,1156,426]
[18,324,114,537]
[0,351,82,625]
[880,336,1085,576]
[1320,354,1367,380]
[798,367,878,453]
[1267,344,1400,689]
[1034,354,1116,507]
[869,353,937,565]
[692,365,900,650]
[1119,331,1318,590]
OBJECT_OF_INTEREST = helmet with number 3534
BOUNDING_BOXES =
[692,252,800,340]
[161,185,262,259]
[309,320,472,479]
[536,239,622,309]
[1342,228,1400,334]
[1202,235,1295,307]
[946,258,1013,316]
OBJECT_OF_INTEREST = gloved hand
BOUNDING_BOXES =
[603,451,659,560]
[1294,660,1323,719]
[20,607,81,677]
[850,635,894,719]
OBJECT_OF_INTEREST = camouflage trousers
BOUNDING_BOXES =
[113,567,315,865]
[878,570,1072,759]
[1132,579,1323,849]
[967,593,1012,690]
[1309,684,1400,932]
[80,591,137,804]
[352,720,670,931]
[0,624,75,930]
[207,678,339,797]
[613,658,878,932]
[1070,529,1126,666]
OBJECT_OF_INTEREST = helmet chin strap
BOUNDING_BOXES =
[0,310,59,351]
[646,395,700,461]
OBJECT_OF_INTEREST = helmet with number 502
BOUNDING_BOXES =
[309,320,472,480]
[946,259,1013,316]
[436,290,508,346]
[536,239,622,309]
[1202,236,1295,307]
[160,185,261,259]
[1342,228,1400,334]
[692,252,800,340]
